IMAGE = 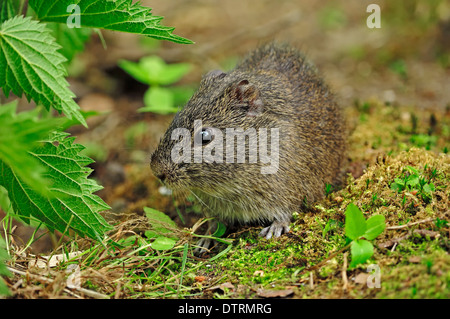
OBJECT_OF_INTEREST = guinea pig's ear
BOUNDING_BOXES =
[232,79,264,116]
[204,69,227,80]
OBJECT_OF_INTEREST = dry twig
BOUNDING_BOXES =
[7,266,110,299]
[342,252,349,291]
[386,218,434,230]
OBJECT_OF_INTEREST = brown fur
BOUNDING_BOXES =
[150,43,346,244]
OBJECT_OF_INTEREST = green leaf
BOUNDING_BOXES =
[322,219,340,238]
[406,175,420,189]
[405,165,419,175]
[141,56,191,85]
[156,63,191,86]
[350,239,373,268]
[0,131,112,240]
[171,86,195,106]
[30,0,193,44]
[46,23,92,62]
[120,56,192,86]
[390,181,402,193]
[422,183,435,194]
[363,215,385,240]
[118,59,151,85]
[0,238,10,275]
[135,56,166,85]
[151,236,176,251]
[394,177,405,186]
[119,56,192,114]
[141,86,178,114]
[0,101,63,195]
[212,221,227,237]
[0,186,13,215]
[0,0,16,24]
[0,16,86,126]
[144,207,178,239]
[118,235,138,247]
[0,237,11,296]
[345,203,367,241]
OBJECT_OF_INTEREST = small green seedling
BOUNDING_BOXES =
[391,165,436,203]
[324,183,334,196]
[389,59,408,80]
[409,134,437,150]
[345,203,386,268]
[434,217,448,229]
[322,219,342,238]
[119,56,194,114]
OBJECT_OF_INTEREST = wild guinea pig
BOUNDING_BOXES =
[150,43,346,253]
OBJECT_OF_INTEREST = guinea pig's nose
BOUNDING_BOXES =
[156,173,166,182]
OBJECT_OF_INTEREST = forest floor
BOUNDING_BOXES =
[2,0,449,299]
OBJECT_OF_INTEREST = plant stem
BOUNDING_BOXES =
[19,0,29,17]
[177,243,188,297]
[342,252,349,291]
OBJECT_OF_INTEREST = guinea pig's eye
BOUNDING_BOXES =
[195,128,214,146]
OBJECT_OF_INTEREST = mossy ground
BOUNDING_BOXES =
[196,100,449,299]
[6,99,448,299]
[181,99,450,299]
[2,0,450,298]
[197,146,449,299]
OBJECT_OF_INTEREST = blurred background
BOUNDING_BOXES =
[74,0,450,110]
[7,0,450,252]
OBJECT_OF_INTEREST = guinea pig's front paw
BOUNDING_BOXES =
[259,220,290,239]
[193,237,213,256]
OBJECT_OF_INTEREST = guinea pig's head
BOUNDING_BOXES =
[150,70,270,194]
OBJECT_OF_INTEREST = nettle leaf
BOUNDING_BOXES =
[0,0,16,24]
[0,16,86,126]
[30,0,193,44]
[344,203,367,241]
[350,239,373,268]
[0,132,112,240]
[0,101,63,195]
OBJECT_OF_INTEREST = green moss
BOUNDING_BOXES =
[203,107,449,298]
[212,234,309,287]
[376,250,450,298]
[9,98,448,299]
